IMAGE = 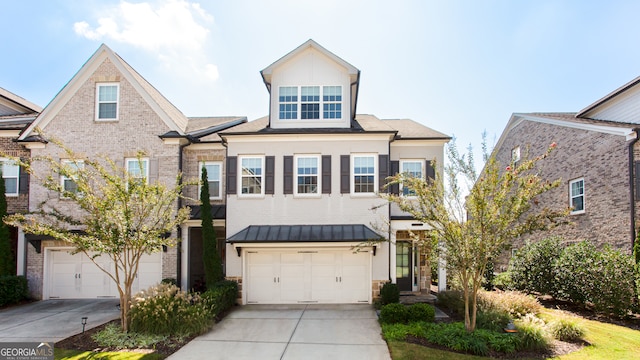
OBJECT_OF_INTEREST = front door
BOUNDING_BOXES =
[396,242,412,291]
[188,228,205,292]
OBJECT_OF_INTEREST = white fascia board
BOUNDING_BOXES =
[391,139,450,147]
[223,133,394,143]
[0,130,21,138]
[513,113,635,138]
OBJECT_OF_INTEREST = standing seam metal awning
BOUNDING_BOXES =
[226,224,383,243]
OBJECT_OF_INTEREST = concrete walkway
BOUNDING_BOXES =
[168,304,391,360]
[0,299,120,342]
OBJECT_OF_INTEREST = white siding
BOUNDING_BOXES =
[584,84,640,123]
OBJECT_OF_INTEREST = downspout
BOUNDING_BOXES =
[628,128,640,256]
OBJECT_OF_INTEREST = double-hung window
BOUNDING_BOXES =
[295,155,319,195]
[61,160,84,197]
[512,146,521,163]
[279,87,298,119]
[323,86,342,119]
[0,159,19,196]
[201,162,222,199]
[96,83,119,120]
[126,158,149,185]
[569,178,584,214]
[240,157,263,195]
[278,85,342,120]
[352,155,376,194]
[401,160,423,196]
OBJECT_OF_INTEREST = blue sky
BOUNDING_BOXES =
[3,0,640,156]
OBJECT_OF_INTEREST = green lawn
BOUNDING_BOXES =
[387,309,640,360]
[55,349,163,360]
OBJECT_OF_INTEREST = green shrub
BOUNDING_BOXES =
[515,314,550,351]
[478,290,541,319]
[201,280,238,317]
[161,278,177,286]
[379,303,409,324]
[588,246,635,317]
[92,323,167,349]
[129,283,213,336]
[0,275,29,306]
[492,271,513,290]
[476,309,511,332]
[553,241,596,303]
[509,237,562,295]
[549,317,585,341]
[380,282,400,305]
[407,303,435,323]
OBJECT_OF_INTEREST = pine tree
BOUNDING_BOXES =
[0,168,15,276]
[201,166,223,289]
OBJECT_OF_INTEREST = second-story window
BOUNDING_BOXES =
[201,162,222,199]
[96,83,119,120]
[295,156,319,195]
[352,155,376,194]
[569,178,585,214]
[0,159,19,196]
[126,158,149,185]
[61,160,84,197]
[401,160,422,196]
[240,157,263,195]
[323,86,342,119]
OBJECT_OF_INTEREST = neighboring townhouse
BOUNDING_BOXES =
[221,40,449,304]
[491,76,640,269]
[0,87,41,275]
[16,44,244,299]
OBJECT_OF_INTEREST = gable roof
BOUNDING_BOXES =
[382,118,451,140]
[260,39,361,121]
[19,44,190,141]
[577,76,640,120]
[0,87,42,116]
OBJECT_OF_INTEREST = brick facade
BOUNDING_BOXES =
[0,137,30,214]
[493,119,633,269]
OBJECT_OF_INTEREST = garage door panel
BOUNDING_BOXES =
[247,253,277,303]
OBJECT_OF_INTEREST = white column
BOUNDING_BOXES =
[16,227,25,276]
[180,224,189,291]
[437,242,447,292]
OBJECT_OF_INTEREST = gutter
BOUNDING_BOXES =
[629,128,640,255]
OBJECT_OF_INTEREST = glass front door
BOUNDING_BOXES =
[396,242,412,291]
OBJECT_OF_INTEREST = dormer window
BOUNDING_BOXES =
[278,85,342,120]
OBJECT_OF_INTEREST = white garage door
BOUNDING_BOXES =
[245,249,370,304]
[48,249,161,299]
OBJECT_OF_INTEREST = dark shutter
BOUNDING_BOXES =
[340,155,350,194]
[283,156,293,194]
[18,163,29,195]
[426,160,435,182]
[226,156,237,194]
[322,155,331,194]
[636,161,640,201]
[265,156,275,195]
[378,155,389,193]
[148,158,159,183]
[389,160,400,195]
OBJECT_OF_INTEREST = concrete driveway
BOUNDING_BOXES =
[168,304,391,360]
[0,299,120,342]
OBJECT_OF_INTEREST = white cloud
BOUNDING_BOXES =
[74,0,217,80]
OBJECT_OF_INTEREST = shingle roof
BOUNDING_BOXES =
[521,112,640,128]
[227,224,383,243]
[381,118,450,139]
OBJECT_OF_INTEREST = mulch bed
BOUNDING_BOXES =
[55,319,198,358]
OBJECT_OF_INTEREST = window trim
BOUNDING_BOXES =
[96,83,120,121]
[60,159,84,198]
[125,157,149,185]
[0,158,19,197]
[278,85,343,121]
[200,161,223,200]
[569,177,585,215]
[400,159,424,197]
[351,153,378,196]
[238,155,265,198]
[294,154,321,197]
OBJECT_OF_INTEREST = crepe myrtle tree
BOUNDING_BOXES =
[385,137,567,332]
[4,139,190,332]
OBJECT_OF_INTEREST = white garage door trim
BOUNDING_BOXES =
[243,247,372,305]
[44,247,162,300]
